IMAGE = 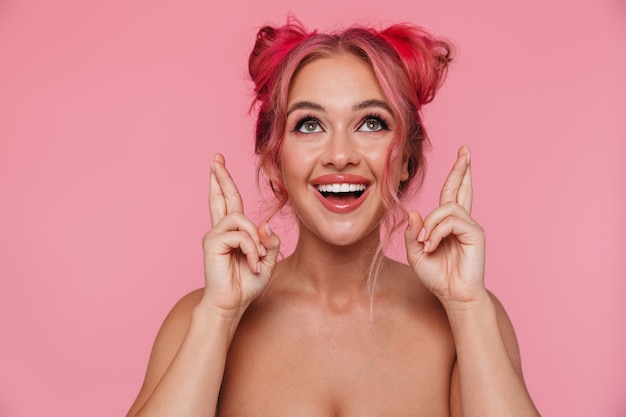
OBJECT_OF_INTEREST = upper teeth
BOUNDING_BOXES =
[317,184,366,193]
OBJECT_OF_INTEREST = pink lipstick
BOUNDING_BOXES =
[311,174,371,214]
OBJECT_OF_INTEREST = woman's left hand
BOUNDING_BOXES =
[405,145,487,309]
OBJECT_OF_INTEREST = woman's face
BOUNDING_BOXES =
[281,53,409,246]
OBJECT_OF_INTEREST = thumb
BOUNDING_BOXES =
[404,210,426,266]
[258,222,281,272]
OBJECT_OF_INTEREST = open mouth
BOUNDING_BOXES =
[316,183,367,202]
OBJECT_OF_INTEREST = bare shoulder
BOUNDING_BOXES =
[382,259,525,372]
[383,257,443,306]
[146,288,204,370]
[160,288,204,330]
[376,258,454,345]
[126,288,204,416]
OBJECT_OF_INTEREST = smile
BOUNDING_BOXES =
[311,175,370,214]
[316,183,367,197]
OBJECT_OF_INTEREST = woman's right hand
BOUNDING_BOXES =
[200,154,280,319]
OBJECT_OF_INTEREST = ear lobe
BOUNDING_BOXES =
[400,153,410,182]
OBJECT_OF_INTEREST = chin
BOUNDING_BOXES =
[317,222,382,248]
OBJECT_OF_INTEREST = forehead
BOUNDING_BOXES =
[287,54,386,108]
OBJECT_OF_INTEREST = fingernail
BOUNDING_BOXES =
[423,240,431,253]
[210,161,216,173]
[265,222,272,237]
[259,244,267,257]
[417,227,425,242]
[257,262,262,274]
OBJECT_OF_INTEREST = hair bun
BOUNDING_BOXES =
[380,24,453,106]
[248,20,310,101]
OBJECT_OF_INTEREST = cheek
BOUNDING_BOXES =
[363,144,393,175]
[279,143,307,193]
[280,140,319,173]
[377,152,409,198]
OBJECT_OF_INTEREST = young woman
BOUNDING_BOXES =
[126,19,539,417]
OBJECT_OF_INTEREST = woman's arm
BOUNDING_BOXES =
[125,290,237,417]
[405,146,539,416]
[126,154,280,417]
[447,291,538,417]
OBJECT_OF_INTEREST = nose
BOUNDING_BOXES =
[320,130,360,170]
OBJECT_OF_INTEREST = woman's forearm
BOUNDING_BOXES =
[446,293,540,417]
[129,306,239,417]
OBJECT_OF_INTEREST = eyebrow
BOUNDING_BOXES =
[286,101,325,116]
[286,99,393,116]
[353,99,393,114]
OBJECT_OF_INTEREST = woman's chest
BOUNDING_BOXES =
[217,303,455,416]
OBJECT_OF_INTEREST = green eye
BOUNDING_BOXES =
[359,118,385,132]
[364,119,381,131]
[302,121,320,132]
[295,118,323,133]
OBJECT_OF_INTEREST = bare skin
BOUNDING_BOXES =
[126,55,539,417]
[218,258,457,416]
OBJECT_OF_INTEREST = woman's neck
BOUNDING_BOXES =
[282,222,385,298]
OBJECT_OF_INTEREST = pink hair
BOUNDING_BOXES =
[249,17,453,231]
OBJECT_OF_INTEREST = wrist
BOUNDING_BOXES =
[191,301,245,340]
[441,290,495,324]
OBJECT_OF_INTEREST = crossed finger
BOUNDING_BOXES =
[439,145,472,214]
[209,154,244,226]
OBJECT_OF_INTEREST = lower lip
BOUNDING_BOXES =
[314,188,369,214]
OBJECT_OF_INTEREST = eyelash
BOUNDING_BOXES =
[291,112,391,134]
[359,113,390,132]
[292,113,321,133]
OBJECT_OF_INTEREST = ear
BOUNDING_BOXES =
[400,152,410,182]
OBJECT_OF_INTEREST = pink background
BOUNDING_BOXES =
[1,0,624,416]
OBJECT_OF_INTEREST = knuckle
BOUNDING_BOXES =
[229,211,248,224]
[201,230,215,249]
